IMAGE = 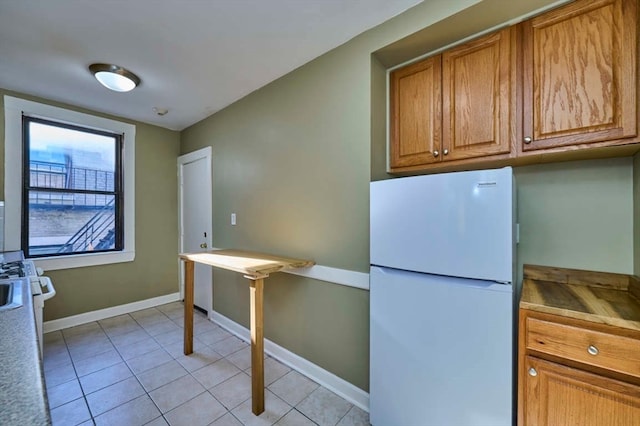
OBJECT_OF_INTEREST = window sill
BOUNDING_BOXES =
[33,250,135,271]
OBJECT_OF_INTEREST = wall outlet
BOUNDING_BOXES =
[231,213,236,226]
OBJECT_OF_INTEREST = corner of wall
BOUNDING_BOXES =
[634,153,640,276]
[370,55,390,182]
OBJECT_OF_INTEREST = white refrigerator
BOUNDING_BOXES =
[369,167,516,426]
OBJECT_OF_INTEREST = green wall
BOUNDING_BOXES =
[181,35,374,389]
[0,89,181,320]
[515,158,634,277]
[182,37,371,270]
[180,0,571,392]
[635,153,640,276]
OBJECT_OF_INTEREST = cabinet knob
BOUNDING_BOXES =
[443,149,449,155]
[587,345,599,356]
[524,136,532,144]
[528,367,537,377]
[433,150,439,157]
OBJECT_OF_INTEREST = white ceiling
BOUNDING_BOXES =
[0,0,422,131]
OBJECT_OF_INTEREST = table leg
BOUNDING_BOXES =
[249,277,265,415]
[183,260,194,355]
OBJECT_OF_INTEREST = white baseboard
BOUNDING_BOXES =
[43,292,181,333]
[210,310,369,412]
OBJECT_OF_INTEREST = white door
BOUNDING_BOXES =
[178,147,212,315]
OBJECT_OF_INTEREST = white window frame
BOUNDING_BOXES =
[4,96,135,270]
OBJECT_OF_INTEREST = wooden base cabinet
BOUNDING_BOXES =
[522,356,640,426]
[518,310,640,426]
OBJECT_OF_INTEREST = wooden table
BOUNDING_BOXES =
[179,249,314,415]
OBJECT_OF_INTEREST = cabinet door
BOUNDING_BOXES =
[442,27,515,161]
[522,0,637,151]
[522,356,640,426]
[389,56,442,169]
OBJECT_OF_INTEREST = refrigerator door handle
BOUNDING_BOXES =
[371,266,512,289]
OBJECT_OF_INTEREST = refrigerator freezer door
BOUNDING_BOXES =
[370,167,514,283]
[369,266,513,426]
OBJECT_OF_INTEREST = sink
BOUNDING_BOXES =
[0,281,23,311]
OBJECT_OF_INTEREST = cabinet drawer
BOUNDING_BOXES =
[526,317,640,379]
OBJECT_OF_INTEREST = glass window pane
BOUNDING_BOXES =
[28,191,116,256]
[28,121,116,191]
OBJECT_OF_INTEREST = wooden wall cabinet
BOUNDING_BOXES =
[442,27,516,162]
[389,27,516,172]
[388,0,639,174]
[521,0,638,153]
[522,0,638,152]
[389,55,442,168]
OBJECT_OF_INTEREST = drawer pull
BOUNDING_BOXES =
[528,367,537,377]
[587,345,599,356]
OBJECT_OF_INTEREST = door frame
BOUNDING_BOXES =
[177,146,212,301]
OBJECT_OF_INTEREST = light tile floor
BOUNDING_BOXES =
[43,302,369,426]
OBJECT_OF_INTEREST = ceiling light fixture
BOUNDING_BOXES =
[89,63,140,92]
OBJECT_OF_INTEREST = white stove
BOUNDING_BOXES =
[0,260,37,279]
[0,252,56,357]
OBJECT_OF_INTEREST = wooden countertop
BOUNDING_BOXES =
[520,264,640,331]
[179,249,315,279]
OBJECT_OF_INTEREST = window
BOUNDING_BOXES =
[4,96,135,270]
[22,117,123,257]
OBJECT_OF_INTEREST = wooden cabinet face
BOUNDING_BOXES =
[388,0,639,173]
[525,316,640,379]
[389,56,442,168]
[522,356,640,426]
[522,0,637,151]
[442,27,514,161]
[389,28,515,171]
